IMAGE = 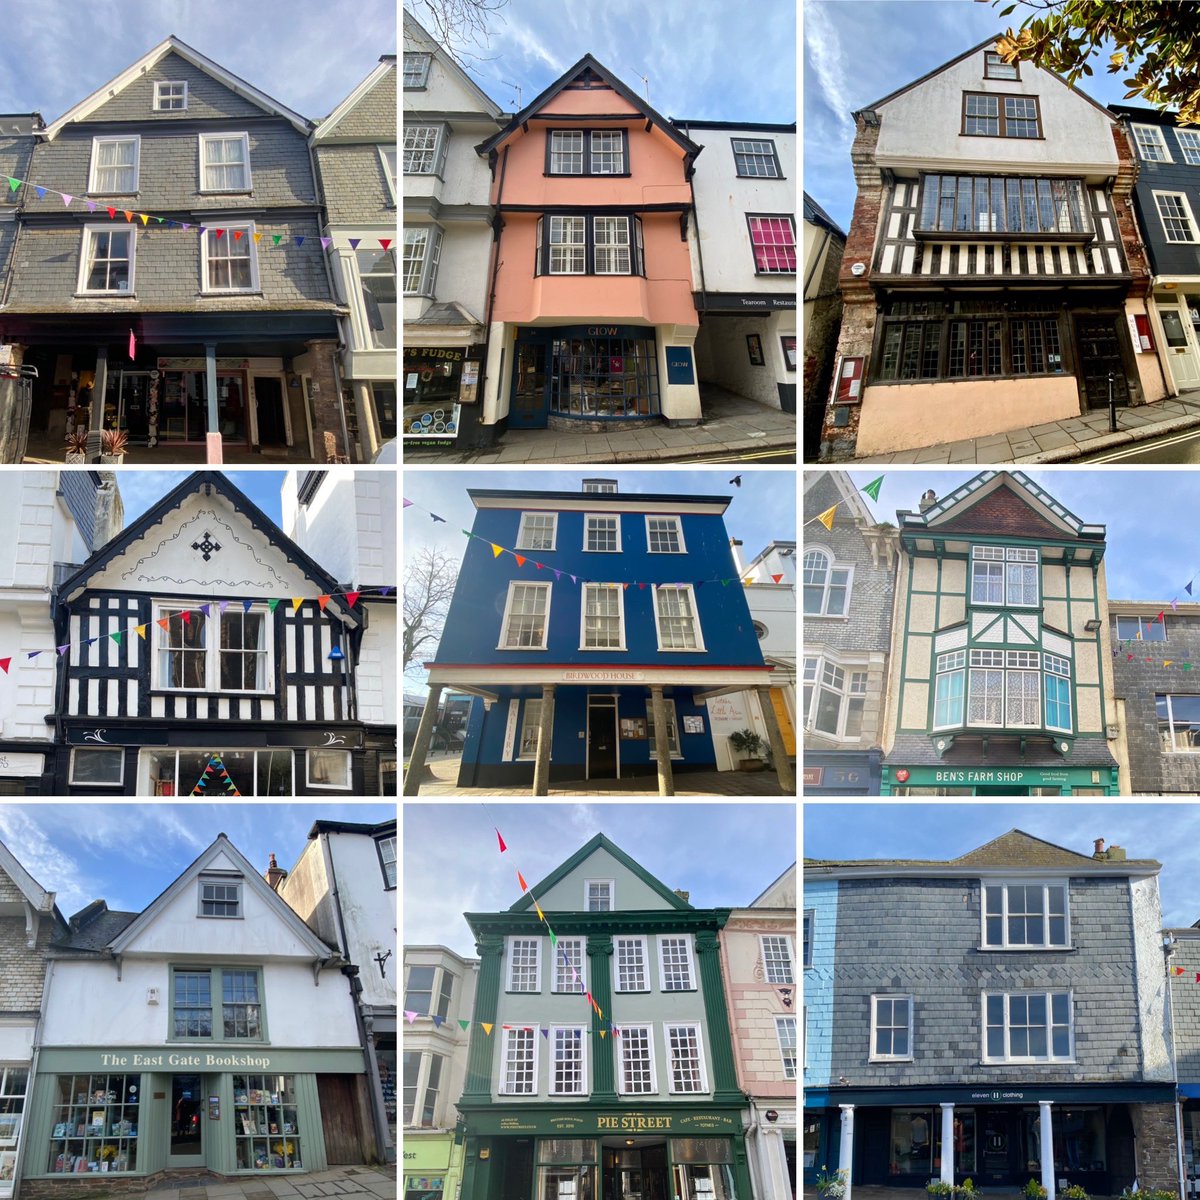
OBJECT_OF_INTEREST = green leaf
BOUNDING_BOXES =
[999,3,1016,14]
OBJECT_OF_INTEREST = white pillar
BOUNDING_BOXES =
[1039,1101,1055,1200]
[940,1103,955,1186]
[839,1105,855,1200]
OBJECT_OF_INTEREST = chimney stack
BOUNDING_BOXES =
[673,889,690,902]
[264,853,288,891]
[1093,838,1105,857]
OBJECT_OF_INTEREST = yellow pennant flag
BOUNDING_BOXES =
[253,232,263,243]
[492,543,504,558]
[481,1022,493,1036]
[140,213,149,226]
[815,504,837,531]
[291,597,304,613]
[134,624,147,639]
[1165,660,1174,667]
[599,1030,606,1039]
[535,902,544,921]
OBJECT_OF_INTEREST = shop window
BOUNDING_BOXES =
[747,214,797,274]
[142,748,292,796]
[547,334,659,419]
[646,698,682,759]
[546,129,629,175]
[645,515,686,554]
[78,227,135,294]
[732,137,782,178]
[983,990,1073,1061]
[775,1015,797,1079]
[760,935,794,984]
[499,582,552,650]
[549,1026,587,1095]
[585,879,613,911]
[553,938,586,994]
[517,512,558,552]
[403,226,442,296]
[357,247,397,348]
[1053,1107,1106,1175]
[377,834,397,889]
[536,1139,598,1200]
[617,1025,656,1094]
[500,1027,538,1094]
[652,586,704,651]
[154,80,188,110]
[170,967,264,1041]
[232,1074,303,1169]
[306,748,351,790]
[0,1065,28,1188]
[658,935,695,992]
[672,1138,734,1200]
[507,935,542,992]
[88,136,140,194]
[47,1074,140,1175]
[68,748,124,788]
[869,994,913,1061]
[199,873,242,918]
[614,936,649,992]
[580,584,625,650]
[401,1051,444,1128]
[517,698,544,759]
[1117,614,1166,642]
[889,1109,934,1175]
[199,133,252,191]
[201,223,259,292]
[404,964,455,1020]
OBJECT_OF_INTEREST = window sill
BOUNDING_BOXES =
[199,291,264,298]
[735,173,787,181]
[74,292,137,300]
[912,228,1094,244]
[868,1056,913,1064]
[653,649,706,655]
[977,945,1074,952]
[803,613,849,620]
[495,646,550,652]
[579,647,629,653]
[69,780,124,788]
[872,373,1069,386]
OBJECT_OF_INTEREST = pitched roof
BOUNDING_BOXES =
[402,10,504,119]
[0,838,57,912]
[804,471,875,527]
[803,192,846,239]
[44,35,311,139]
[314,55,396,140]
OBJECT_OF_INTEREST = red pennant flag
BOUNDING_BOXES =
[0,658,10,675]
[771,573,784,584]
[156,617,170,631]
[182,611,191,624]
[1158,611,1166,623]
[379,238,392,250]
[318,595,330,610]
[107,206,116,219]
[233,230,244,241]
[515,554,527,568]
[345,590,360,607]
[518,871,528,892]
[496,829,507,853]
[215,229,225,239]
[129,328,136,360]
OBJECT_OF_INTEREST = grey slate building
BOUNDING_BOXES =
[803,829,1179,1200]
[1162,923,1200,1196]
[802,471,896,795]
[0,37,350,461]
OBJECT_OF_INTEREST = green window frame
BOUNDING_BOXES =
[169,966,267,1042]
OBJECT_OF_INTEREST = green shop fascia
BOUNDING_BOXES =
[22,1045,363,1181]
[880,763,1120,796]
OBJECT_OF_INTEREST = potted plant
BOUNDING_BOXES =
[100,428,128,464]
[1024,1180,1048,1200]
[925,1183,952,1198]
[64,429,89,464]
[1061,1186,1088,1200]
[728,728,766,771]
[815,1167,848,1200]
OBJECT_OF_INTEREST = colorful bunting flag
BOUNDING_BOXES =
[497,829,507,852]
[481,1023,493,1036]
[517,871,528,891]
[291,598,304,613]
[815,504,837,531]
[862,475,885,502]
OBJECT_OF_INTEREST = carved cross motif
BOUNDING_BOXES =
[191,531,222,561]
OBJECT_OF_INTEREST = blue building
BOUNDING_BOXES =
[405,478,793,795]
[801,879,837,1191]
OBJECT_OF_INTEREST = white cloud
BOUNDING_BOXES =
[804,2,856,136]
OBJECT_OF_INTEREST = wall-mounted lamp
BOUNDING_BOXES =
[1083,618,1102,632]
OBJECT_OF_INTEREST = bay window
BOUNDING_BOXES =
[918,174,1089,236]
[803,655,867,739]
[971,545,1038,606]
[535,213,644,276]
[968,649,1040,728]
[403,225,442,296]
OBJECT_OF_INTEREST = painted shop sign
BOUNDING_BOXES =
[563,670,646,682]
[896,766,1104,787]
[37,1046,364,1074]
[472,1110,740,1136]
[101,1051,275,1069]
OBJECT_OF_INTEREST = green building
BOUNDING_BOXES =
[456,833,752,1200]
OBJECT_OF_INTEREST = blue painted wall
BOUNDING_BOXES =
[436,504,765,668]
[803,877,837,1090]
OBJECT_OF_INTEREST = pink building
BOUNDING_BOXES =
[475,55,705,435]
[719,862,798,1199]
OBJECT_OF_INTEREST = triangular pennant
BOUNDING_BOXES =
[57,644,70,655]
[349,237,361,249]
[156,617,170,631]
[492,543,504,558]
[0,658,9,674]
[497,829,507,852]
[35,186,45,200]
[109,630,123,644]
[199,603,211,616]
[182,222,191,231]
[432,1015,445,1028]
[431,513,446,523]
[26,651,40,661]
[404,1011,419,1024]
[862,475,884,502]
[458,1019,470,1031]
[270,233,282,246]
[815,504,837,530]
[541,1028,549,1038]
[515,555,527,568]
[253,232,262,243]
[181,611,191,625]
[86,200,97,212]
[61,193,73,207]
[318,595,330,610]
[549,929,557,948]
[1189,581,1195,596]
[233,229,244,241]
[7,177,20,193]
[1165,661,1174,667]
[379,587,392,596]
[345,591,360,607]
[243,600,254,613]
[291,598,304,613]
[106,206,116,218]
[553,570,562,581]
[517,871,528,892]
[379,238,392,251]
[599,1030,607,1039]
[481,1023,493,1036]
[219,600,230,614]
[294,236,305,246]
[123,210,133,223]
[268,599,280,612]
[139,213,149,226]
[771,573,784,584]
[535,903,545,921]
[320,236,332,249]
[215,228,225,240]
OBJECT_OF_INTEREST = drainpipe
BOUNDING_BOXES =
[681,123,709,311]
[476,143,510,441]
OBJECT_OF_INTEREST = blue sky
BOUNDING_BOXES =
[406,0,795,123]
[812,467,1200,604]
[0,0,395,124]
[805,802,1200,929]
[804,0,1136,231]
[114,470,287,526]
[0,802,393,921]
[404,801,796,957]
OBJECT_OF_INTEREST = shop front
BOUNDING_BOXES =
[458,1105,753,1200]
[0,1064,29,1198]
[403,1131,463,1200]
[403,345,482,449]
[880,762,1120,797]
[802,751,880,797]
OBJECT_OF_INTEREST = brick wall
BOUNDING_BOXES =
[1112,122,1153,299]
[1131,1102,1180,1193]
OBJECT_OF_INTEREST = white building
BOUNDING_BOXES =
[276,818,397,1161]
[25,834,374,1189]
[313,55,399,461]
[679,121,797,412]
[282,469,397,793]
[402,13,503,448]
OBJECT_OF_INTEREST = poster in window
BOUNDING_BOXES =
[746,334,765,366]
[0,1151,14,1182]
[620,718,647,740]
[781,335,797,370]
[682,715,705,734]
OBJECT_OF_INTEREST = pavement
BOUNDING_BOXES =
[405,384,797,464]
[139,1164,396,1200]
[846,387,1200,465]
[406,754,794,796]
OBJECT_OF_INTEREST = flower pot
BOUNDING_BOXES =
[100,454,124,465]
[738,758,765,772]
[65,451,86,464]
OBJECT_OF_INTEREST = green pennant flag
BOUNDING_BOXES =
[109,630,124,643]
[549,929,557,948]
[268,598,280,612]
[7,177,20,193]
[458,1018,470,1031]
[862,475,884,503]
[462,529,472,537]
[1185,663,1194,671]
[272,234,282,246]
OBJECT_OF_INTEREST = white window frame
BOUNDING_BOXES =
[869,994,914,1062]
[68,747,125,787]
[499,1025,539,1094]
[592,214,632,274]
[585,879,614,911]
[981,880,1070,949]
[403,123,447,177]
[153,80,188,110]
[200,220,260,294]
[583,513,621,553]
[77,224,136,295]
[199,132,253,193]
[305,748,352,791]
[552,936,586,994]
[663,1021,709,1094]
[198,873,243,918]
[549,130,585,175]
[651,585,706,652]
[657,934,696,992]
[151,601,274,693]
[548,1024,588,1096]
[498,580,552,651]
[982,989,1074,1064]
[88,134,141,195]
[517,698,544,760]
[760,935,794,984]
[802,546,853,617]
[645,697,682,760]
[380,145,398,205]
[1133,123,1172,163]
[548,214,587,274]
[516,512,558,552]
[731,137,782,178]
[970,545,1039,607]
[403,225,443,296]
[579,583,626,651]
[775,1015,798,1079]
[403,52,431,89]
[617,1023,658,1095]
[1176,127,1200,166]
[614,935,650,992]
[645,515,686,554]
[506,935,542,992]
[804,654,869,740]
[1154,190,1199,244]
[802,910,814,968]
[583,480,617,493]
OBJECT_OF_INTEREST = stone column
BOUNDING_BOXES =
[88,346,108,462]
[756,686,797,794]
[356,380,380,461]
[204,342,222,465]
[838,1105,855,1200]
[402,684,443,795]
[940,1103,955,1186]
[1039,1101,1055,1200]
[532,684,556,796]
[650,685,674,796]
[586,934,615,1097]
[461,934,503,1101]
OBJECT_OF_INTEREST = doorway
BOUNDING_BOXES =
[253,376,288,446]
[102,371,152,442]
[1158,295,1200,390]
[980,1110,1017,1184]
[316,1075,368,1164]
[604,1141,669,1200]
[1076,316,1131,408]
[587,696,619,779]
[168,1074,206,1166]
[511,340,548,428]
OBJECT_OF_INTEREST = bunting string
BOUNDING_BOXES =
[804,475,885,532]
[189,752,242,797]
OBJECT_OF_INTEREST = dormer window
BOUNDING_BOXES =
[983,51,1019,81]
[154,81,188,111]
[403,52,431,89]
[547,129,629,176]
[199,873,242,918]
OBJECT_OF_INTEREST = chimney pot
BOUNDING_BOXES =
[1094,838,1105,857]
[264,853,288,891]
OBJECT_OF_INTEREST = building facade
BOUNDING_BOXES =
[402,13,503,453]
[457,834,753,1200]
[407,479,792,796]
[803,193,845,457]
[47,471,390,796]
[401,945,479,1200]
[802,472,897,797]
[21,834,372,1194]
[313,55,398,460]
[680,120,797,414]
[719,864,798,1200]
[819,38,1162,461]
[881,471,1123,795]
[804,830,1178,1200]
[800,876,835,1191]
[1164,923,1200,1197]
[0,37,349,461]
[474,56,704,439]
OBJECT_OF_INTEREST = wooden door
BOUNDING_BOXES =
[770,688,797,755]
[510,341,548,428]
[1076,316,1131,408]
[316,1074,368,1165]
[588,702,618,778]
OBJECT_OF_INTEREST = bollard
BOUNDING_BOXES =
[1108,371,1116,433]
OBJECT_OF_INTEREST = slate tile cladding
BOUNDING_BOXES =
[829,875,1144,1086]
[1165,933,1200,1080]
[315,143,394,225]
[1112,609,1200,794]
[326,64,396,142]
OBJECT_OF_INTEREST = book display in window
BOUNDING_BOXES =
[46,1075,139,1173]
[232,1074,302,1169]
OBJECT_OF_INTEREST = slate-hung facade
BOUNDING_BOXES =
[804,831,1179,1200]
[820,39,1161,461]
[407,479,793,796]
[802,472,897,797]
[457,834,754,1200]
[1163,923,1200,1193]
[882,471,1123,796]
[1,37,349,460]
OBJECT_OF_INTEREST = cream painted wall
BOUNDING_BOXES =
[326,831,397,1011]
[534,846,679,912]
[1125,297,1170,402]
